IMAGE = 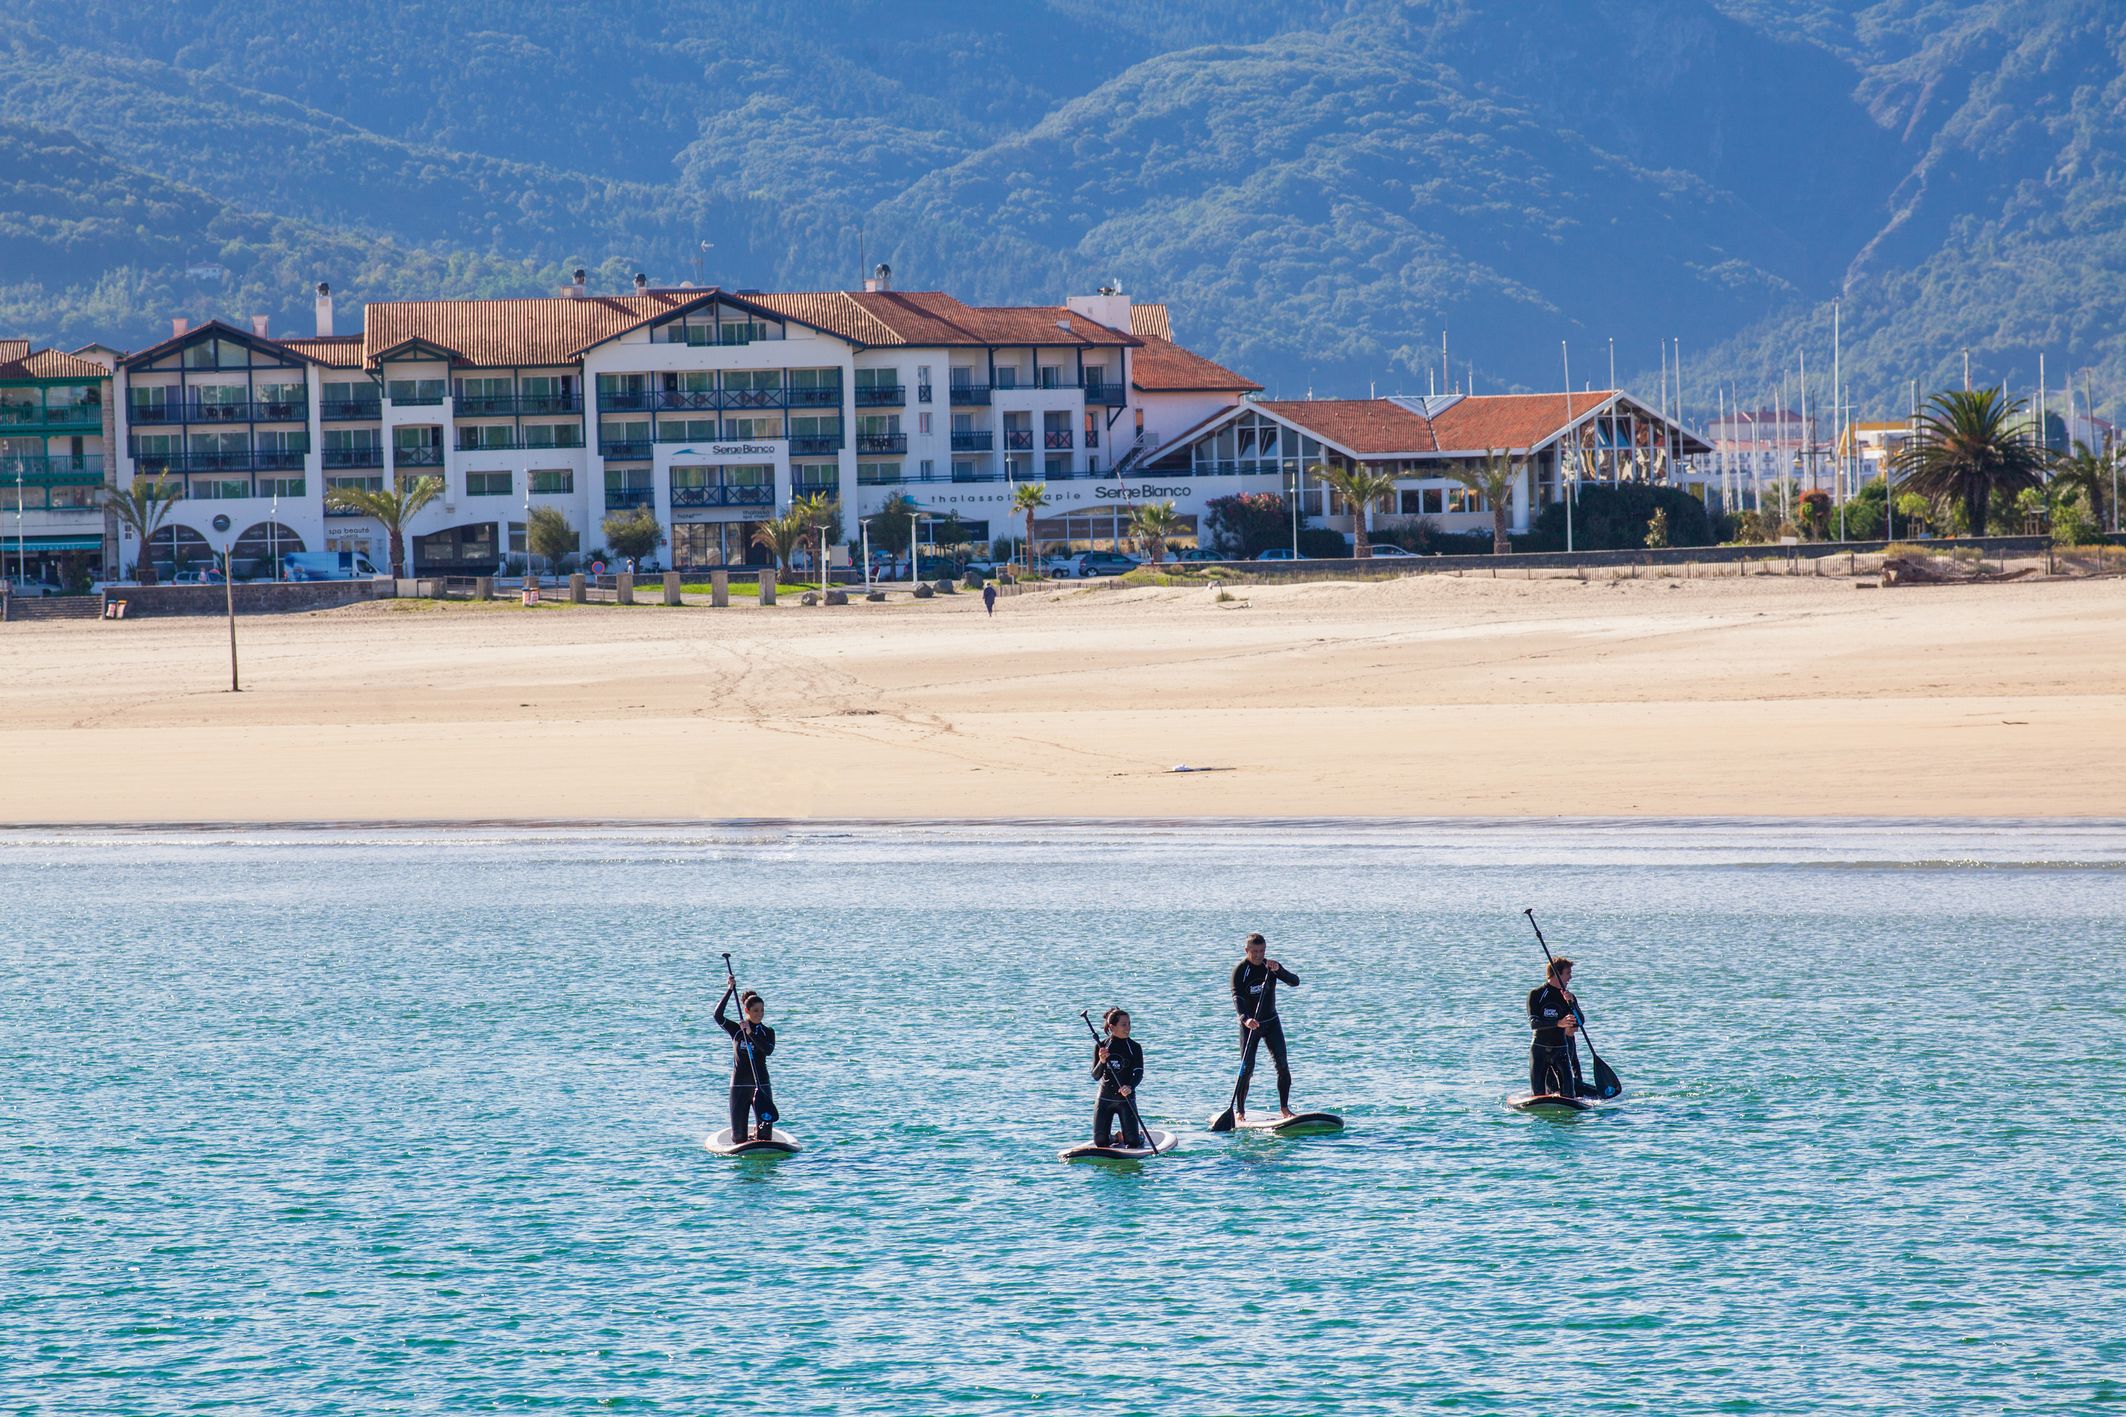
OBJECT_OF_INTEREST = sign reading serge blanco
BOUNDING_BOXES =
[673,443,780,461]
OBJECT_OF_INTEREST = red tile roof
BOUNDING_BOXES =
[273,335,366,369]
[363,292,714,368]
[1427,391,1619,454]
[1129,304,1173,342]
[0,346,108,380]
[1256,399,1440,455]
[747,290,1138,349]
[1132,335,1260,393]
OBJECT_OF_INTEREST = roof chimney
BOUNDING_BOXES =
[250,314,271,338]
[314,282,334,338]
[1067,285,1132,337]
[864,262,891,293]
[571,268,588,300]
[633,272,648,292]
[171,316,190,338]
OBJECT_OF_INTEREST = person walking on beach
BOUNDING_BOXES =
[716,980,779,1142]
[1091,1007,1145,1147]
[1232,932,1301,1121]
[982,581,997,617]
[1527,956,1585,1098]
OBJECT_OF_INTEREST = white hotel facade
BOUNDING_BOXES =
[106,271,1706,577]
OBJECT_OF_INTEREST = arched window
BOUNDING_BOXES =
[144,524,215,578]
[234,522,304,579]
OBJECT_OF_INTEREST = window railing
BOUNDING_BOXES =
[792,471,838,492]
[1084,428,1100,448]
[456,435,521,452]
[520,393,583,415]
[521,431,586,450]
[673,484,775,507]
[1003,430,1033,451]
[393,446,443,467]
[856,432,907,454]
[2,402,103,429]
[1082,381,1125,405]
[720,387,786,410]
[785,385,841,409]
[605,489,654,510]
[788,434,841,455]
[387,391,446,408]
[130,448,308,474]
[854,384,905,407]
[453,394,515,416]
[600,440,653,460]
[856,467,902,486]
[651,388,721,412]
[948,384,991,405]
[322,446,385,469]
[1044,431,1074,450]
[598,388,654,411]
[320,398,382,421]
[950,431,993,451]
[917,383,933,404]
[0,454,104,480]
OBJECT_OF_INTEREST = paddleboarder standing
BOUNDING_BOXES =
[1091,1007,1145,1148]
[716,979,779,1143]
[1527,955,1584,1098]
[1232,932,1300,1122]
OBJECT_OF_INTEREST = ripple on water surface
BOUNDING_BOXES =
[1,821,2121,1413]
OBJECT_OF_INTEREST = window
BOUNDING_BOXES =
[788,368,840,391]
[259,477,305,498]
[458,376,511,402]
[918,412,933,435]
[919,459,934,479]
[857,461,900,486]
[994,366,1019,390]
[529,469,574,494]
[792,462,837,490]
[952,459,977,482]
[854,367,895,389]
[1038,365,1065,389]
[597,373,646,395]
[1420,488,1445,515]
[858,415,901,437]
[658,417,717,442]
[724,369,780,394]
[458,425,513,451]
[723,414,782,440]
[950,366,977,387]
[788,415,839,439]
[725,464,771,487]
[257,382,305,413]
[523,424,583,449]
[395,425,441,450]
[387,378,445,404]
[1045,454,1068,478]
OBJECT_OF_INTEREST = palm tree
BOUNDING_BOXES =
[1310,462,1401,559]
[1011,481,1050,572]
[1449,450,1521,554]
[2049,440,2112,531]
[1126,500,1187,565]
[750,508,810,572]
[1892,389,2049,537]
[102,477,181,584]
[324,475,443,577]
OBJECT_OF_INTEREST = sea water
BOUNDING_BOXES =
[1,821,2120,1413]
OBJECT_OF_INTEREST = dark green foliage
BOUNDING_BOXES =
[602,507,665,563]
[1296,526,1350,559]
[1524,484,1715,551]
[1204,493,1292,558]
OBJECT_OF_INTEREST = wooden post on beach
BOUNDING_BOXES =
[758,573,776,606]
[711,570,729,607]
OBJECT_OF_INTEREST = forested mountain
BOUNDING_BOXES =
[1,0,2120,417]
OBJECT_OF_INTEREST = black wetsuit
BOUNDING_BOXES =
[1232,959,1301,1113]
[716,985,779,1139]
[1527,982,1585,1097]
[1092,1035,1145,1148]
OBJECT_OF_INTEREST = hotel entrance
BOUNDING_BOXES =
[671,520,773,569]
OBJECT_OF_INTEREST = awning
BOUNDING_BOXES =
[6,535,103,552]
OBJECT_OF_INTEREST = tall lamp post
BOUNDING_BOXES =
[221,530,240,693]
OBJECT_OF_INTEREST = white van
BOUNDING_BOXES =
[283,551,385,581]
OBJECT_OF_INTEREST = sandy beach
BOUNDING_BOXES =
[1,572,2120,823]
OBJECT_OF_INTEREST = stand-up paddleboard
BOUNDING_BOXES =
[1230,1111,1345,1136]
[1507,1093,1592,1113]
[705,1127,802,1156]
[1060,1128,1179,1162]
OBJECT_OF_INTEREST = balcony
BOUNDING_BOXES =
[392,446,443,468]
[454,394,519,417]
[948,384,991,406]
[520,393,584,415]
[1003,429,1033,451]
[672,484,775,508]
[786,386,841,409]
[950,430,993,452]
[1044,430,1074,450]
[792,471,838,493]
[320,398,382,422]
[788,434,842,456]
[130,448,308,475]
[123,400,303,425]
[856,432,907,455]
[650,388,721,413]
[387,391,446,408]
[720,386,787,411]
[322,446,385,469]
[1,454,104,481]
[456,435,523,452]
[1083,381,1125,406]
[600,439,654,461]
[2,402,104,431]
[325,475,383,514]
[856,467,902,486]
[1084,428,1099,448]
[854,384,905,408]
[598,388,654,412]
[605,489,654,511]
[917,383,933,404]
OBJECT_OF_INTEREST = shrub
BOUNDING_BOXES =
[1796,490,1831,539]
[1204,492,1293,558]
[1525,483,1713,551]
[1644,507,1670,548]
[2052,493,2098,547]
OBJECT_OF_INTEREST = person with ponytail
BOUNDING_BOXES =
[1089,1006,1145,1148]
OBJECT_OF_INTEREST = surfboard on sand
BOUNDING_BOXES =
[1060,1128,1179,1162]
[1231,1111,1345,1136]
[706,1126,803,1155]
[1507,1093,1593,1113]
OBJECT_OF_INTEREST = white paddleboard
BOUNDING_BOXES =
[1233,1110,1345,1136]
[1506,1093,1593,1114]
[1059,1127,1179,1162]
[705,1126,803,1156]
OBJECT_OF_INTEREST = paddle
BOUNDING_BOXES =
[1522,910,1624,1101]
[1080,1011,1156,1153]
[721,951,769,1135]
[1208,965,1277,1133]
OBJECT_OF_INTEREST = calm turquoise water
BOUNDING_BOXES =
[3,822,2121,1413]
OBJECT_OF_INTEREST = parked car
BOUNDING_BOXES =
[963,559,1005,578]
[1367,545,1424,558]
[284,551,385,581]
[1254,548,1300,561]
[2,576,65,598]
[1174,548,1222,562]
[171,567,225,585]
[1049,550,1142,578]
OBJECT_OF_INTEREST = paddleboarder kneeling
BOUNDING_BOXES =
[1091,1007,1144,1148]
[1528,956,1585,1098]
[1233,932,1301,1122]
[716,981,779,1142]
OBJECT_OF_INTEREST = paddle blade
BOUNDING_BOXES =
[1207,1104,1237,1133]
[1589,1051,1624,1100]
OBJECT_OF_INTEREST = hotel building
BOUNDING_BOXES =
[104,273,1707,576]
[1,341,111,585]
